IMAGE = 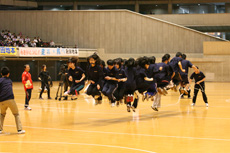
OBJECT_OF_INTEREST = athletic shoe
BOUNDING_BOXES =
[157,88,163,95]
[191,103,195,106]
[179,87,184,94]
[188,96,192,99]
[142,94,146,102]
[116,101,120,107]
[158,88,166,96]
[146,94,150,101]
[63,97,68,100]
[24,107,32,111]
[63,91,70,96]
[127,105,131,112]
[183,88,188,95]
[151,96,154,101]
[206,103,209,107]
[120,99,123,105]
[48,97,52,100]
[98,100,102,104]
[71,95,78,100]
[94,100,98,105]
[39,97,44,100]
[181,95,184,99]
[151,106,158,111]
[98,96,102,104]
[0,130,2,134]
[173,85,178,92]
[111,103,115,107]
[18,130,25,134]
[131,106,136,112]
[162,88,168,95]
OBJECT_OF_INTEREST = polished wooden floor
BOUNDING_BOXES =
[0,82,230,153]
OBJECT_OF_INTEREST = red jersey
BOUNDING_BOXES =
[22,71,33,91]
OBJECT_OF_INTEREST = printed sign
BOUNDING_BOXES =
[0,47,18,56]
[19,47,79,57]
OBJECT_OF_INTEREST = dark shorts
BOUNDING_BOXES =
[181,74,189,84]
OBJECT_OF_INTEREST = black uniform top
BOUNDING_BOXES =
[38,71,51,83]
[105,66,119,84]
[169,57,183,73]
[68,66,85,85]
[0,77,14,102]
[87,65,104,86]
[117,68,127,87]
[125,67,137,86]
[102,67,107,76]
[180,60,193,75]
[190,71,205,85]
[155,63,170,81]
[167,63,174,77]
[136,66,147,85]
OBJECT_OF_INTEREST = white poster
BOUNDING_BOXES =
[19,47,79,57]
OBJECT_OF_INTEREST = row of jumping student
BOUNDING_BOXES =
[63,52,208,112]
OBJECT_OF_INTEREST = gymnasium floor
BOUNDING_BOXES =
[0,82,230,153]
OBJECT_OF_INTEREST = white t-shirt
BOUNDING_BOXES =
[25,38,30,42]
[50,41,55,46]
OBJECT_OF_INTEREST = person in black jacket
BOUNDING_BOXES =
[169,52,186,92]
[64,57,85,100]
[113,58,127,106]
[86,53,104,105]
[189,67,208,107]
[124,58,138,112]
[38,64,52,100]
[102,59,119,107]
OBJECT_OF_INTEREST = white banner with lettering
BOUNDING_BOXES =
[19,47,79,57]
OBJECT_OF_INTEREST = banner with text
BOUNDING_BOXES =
[0,47,18,56]
[19,47,79,57]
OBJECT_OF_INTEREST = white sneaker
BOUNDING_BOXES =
[0,130,2,134]
[191,103,195,106]
[206,103,209,107]
[24,107,32,111]
[18,130,26,134]
[111,103,115,107]
[63,91,69,96]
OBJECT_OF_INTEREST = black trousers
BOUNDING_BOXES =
[40,82,50,98]
[136,81,150,93]
[25,89,32,107]
[193,83,208,104]
[102,83,118,102]
[114,85,126,101]
[87,84,101,97]
[173,72,182,86]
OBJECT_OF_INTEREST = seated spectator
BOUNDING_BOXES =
[25,36,30,43]
[24,43,29,47]
[12,36,17,42]
[1,30,4,37]
[50,40,55,47]
[34,37,38,43]
[8,31,11,37]
[30,41,36,47]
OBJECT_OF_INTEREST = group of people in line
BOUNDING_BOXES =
[0,52,209,134]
